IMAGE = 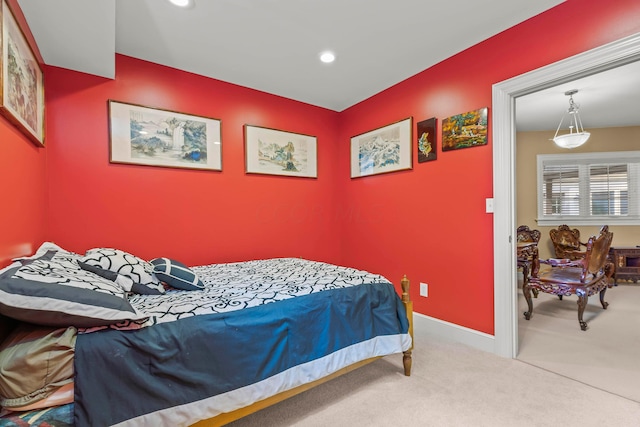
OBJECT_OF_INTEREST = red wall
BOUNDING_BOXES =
[6,0,640,335]
[0,118,47,267]
[45,57,341,266]
[0,0,46,267]
[338,0,640,334]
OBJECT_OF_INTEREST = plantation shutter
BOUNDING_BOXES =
[537,152,640,225]
[542,164,580,216]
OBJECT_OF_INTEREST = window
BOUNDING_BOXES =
[537,151,640,226]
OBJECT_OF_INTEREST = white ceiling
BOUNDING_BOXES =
[515,60,640,132]
[19,0,564,112]
[17,0,640,131]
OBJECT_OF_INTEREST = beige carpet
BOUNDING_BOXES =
[227,326,640,427]
[517,281,640,403]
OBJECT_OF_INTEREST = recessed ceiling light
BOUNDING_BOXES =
[168,0,194,7]
[320,51,336,64]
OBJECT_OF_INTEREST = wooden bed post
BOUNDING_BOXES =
[401,275,413,376]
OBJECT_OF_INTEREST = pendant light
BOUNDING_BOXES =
[551,89,590,149]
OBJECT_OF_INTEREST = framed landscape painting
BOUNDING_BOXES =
[442,107,488,151]
[416,117,437,163]
[244,125,317,178]
[350,117,412,178]
[0,0,45,146]
[109,100,222,171]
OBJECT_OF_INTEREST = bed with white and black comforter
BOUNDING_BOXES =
[0,247,411,427]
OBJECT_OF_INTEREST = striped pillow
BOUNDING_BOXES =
[150,258,204,291]
[0,254,147,327]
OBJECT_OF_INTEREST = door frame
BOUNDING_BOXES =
[492,32,640,358]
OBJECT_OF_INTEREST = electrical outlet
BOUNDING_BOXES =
[420,282,428,297]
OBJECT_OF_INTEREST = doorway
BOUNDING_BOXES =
[491,32,640,358]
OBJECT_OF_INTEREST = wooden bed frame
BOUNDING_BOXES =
[0,276,414,427]
[194,275,414,426]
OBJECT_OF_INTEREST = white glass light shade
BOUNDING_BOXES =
[551,89,590,149]
[552,132,591,149]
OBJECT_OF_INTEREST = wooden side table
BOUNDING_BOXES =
[608,246,640,284]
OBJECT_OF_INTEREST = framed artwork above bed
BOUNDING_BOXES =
[108,100,222,171]
[350,117,412,178]
[0,0,45,146]
[244,124,318,178]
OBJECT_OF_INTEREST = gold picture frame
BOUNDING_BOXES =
[0,0,45,146]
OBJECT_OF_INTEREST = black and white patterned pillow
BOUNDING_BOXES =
[78,261,163,296]
[81,248,165,295]
[0,254,147,327]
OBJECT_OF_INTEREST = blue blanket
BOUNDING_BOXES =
[73,282,410,426]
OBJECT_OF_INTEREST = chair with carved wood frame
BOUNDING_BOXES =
[549,224,587,260]
[523,225,614,331]
[517,225,541,297]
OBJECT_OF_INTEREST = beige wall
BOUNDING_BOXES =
[516,126,640,260]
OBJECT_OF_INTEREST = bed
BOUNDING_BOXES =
[0,243,413,426]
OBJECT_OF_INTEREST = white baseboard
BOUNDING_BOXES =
[413,312,497,355]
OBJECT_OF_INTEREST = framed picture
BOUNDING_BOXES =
[417,117,437,163]
[442,107,488,151]
[350,117,412,178]
[109,100,222,171]
[244,125,317,178]
[0,0,45,146]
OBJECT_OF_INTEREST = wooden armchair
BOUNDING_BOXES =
[549,224,587,260]
[523,225,614,331]
[516,225,541,295]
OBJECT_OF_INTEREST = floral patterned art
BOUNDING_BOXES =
[0,0,45,146]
